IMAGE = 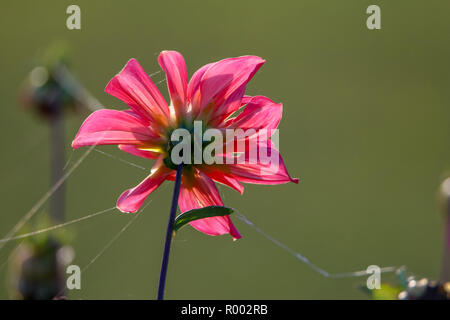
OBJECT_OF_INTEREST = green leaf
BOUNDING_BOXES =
[372,284,402,300]
[173,206,234,232]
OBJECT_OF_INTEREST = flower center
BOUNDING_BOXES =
[162,121,215,170]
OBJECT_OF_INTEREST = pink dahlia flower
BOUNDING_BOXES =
[72,51,298,239]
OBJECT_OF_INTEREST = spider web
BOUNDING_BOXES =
[0,71,400,299]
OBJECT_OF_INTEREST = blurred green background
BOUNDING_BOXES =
[0,0,449,299]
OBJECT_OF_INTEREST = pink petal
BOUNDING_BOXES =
[208,84,246,127]
[118,144,159,159]
[226,139,299,185]
[199,166,244,194]
[198,56,265,121]
[72,109,160,149]
[116,158,171,213]
[226,96,282,134]
[105,58,170,127]
[240,95,253,106]
[178,171,241,239]
[187,62,214,117]
[158,51,188,119]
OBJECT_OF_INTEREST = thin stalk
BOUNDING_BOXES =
[441,196,450,282]
[157,164,183,300]
[49,110,65,223]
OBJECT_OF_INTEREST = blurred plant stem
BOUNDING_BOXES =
[51,64,102,112]
[441,178,450,282]
[157,164,183,300]
[49,105,65,223]
[48,63,103,223]
[17,45,102,298]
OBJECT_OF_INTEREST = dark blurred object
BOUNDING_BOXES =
[19,45,102,223]
[398,278,450,300]
[21,61,73,223]
[19,43,100,120]
[439,177,450,282]
[8,232,74,300]
[20,64,79,119]
[396,177,450,300]
[20,46,75,223]
[361,267,450,300]
[19,44,102,120]
[11,45,93,300]
[365,177,450,300]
